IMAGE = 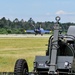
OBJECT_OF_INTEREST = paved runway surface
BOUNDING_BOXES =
[0,34,50,38]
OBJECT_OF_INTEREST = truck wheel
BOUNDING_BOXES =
[14,59,29,75]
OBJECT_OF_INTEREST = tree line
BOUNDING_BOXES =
[0,17,75,34]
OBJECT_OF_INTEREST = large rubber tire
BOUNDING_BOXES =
[14,59,29,75]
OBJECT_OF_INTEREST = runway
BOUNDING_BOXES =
[0,34,51,38]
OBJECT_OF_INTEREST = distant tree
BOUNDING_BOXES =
[0,17,7,28]
[0,28,7,34]
[13,18,19,23]
[0,17,74,34]
[7,29,12,34]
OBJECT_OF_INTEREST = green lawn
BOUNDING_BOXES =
[0,37,49,72]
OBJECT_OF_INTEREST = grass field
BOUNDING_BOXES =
[0,37,49,72]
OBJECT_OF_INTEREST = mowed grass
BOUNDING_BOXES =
[0,37,49,72]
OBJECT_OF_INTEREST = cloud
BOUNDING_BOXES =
[56,10,66,15]
[56,10,75,15]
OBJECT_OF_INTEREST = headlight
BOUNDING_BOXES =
[64,61,69,68]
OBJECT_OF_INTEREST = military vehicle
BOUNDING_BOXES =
[14,16,75,75]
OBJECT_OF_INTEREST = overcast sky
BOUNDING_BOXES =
[0,0,75,22]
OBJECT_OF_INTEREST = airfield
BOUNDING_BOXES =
[0,34,50,38]
[0,34,50,72]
